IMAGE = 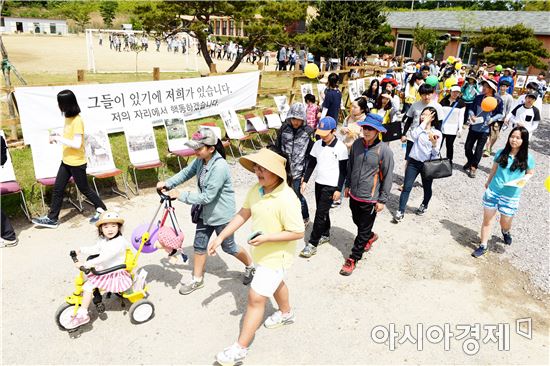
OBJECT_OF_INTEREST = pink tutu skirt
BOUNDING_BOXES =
[86,269,132,293]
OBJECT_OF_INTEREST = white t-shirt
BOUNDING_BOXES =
[507,104,541,134]
[309,138,348,187]
[405,101,444,141]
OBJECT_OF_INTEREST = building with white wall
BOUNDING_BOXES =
[0,17,68,35]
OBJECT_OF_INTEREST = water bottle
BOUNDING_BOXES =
[401,141,407,152]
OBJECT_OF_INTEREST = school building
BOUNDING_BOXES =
[386,11,550,73]
[0,16,68,35]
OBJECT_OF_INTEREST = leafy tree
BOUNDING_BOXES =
[306,1,393,61]
[57,1,97,32]
[412,23,449,58]
[99,1,118,29]
[133,0,307,72]
[468,23,550,69]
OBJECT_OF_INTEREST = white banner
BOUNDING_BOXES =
[0,131,16,183]
[14,71,260,144]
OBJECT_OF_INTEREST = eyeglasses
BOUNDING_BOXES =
[362,125,376,131]
[252,163,267,173]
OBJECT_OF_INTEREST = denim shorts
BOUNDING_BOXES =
[193,219,239,255]
[482,187,520,217]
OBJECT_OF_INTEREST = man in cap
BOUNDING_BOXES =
[339,113,394,276]
[275,102,315,225]
[464,78,503,178]
[505,91,541,134]
[299,116,348,258]
[515,81,543,112]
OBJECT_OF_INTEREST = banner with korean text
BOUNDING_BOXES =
[14,71,260,144]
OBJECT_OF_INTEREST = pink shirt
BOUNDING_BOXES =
[306,103,320,129]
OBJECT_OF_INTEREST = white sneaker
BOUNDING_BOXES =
[216,343,248,366]
[263,310,295,329]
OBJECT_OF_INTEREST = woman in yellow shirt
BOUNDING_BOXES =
[32,90,107,228]
[209,147,305,366]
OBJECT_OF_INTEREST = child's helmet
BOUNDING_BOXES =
[95,211,124,228]
[158,226,184,250]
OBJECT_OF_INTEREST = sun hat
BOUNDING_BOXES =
[381,77,398,87]
[357,113,387,133]
[285,102,306,122]
[239,148,288,183]
[95,211,124,228]
[315,116,337,137]
[480,78,498,92]
[185,128,218,150]
[450,85,461,92]
[465,74,477,83]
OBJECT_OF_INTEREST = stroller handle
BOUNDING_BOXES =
[157,188,176,202]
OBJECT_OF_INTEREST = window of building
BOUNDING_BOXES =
[215,20,220,35]
[0,17,5,27]
[50,23,56,34]
[229,19,234,36]
[395,34,413,58]
[222,20,227,35]
[457,42,479,66]
[33,22,40,33]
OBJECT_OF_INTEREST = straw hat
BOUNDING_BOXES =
[239,148,288,183]
[95,211,124,227]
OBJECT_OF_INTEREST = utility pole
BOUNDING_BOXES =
[411,0,415,11]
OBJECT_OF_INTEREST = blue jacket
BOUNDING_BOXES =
[469,94,504,134]
[165,151,235,226]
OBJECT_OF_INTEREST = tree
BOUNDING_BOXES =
[412,23,449,58]
[133,1,307,73]
[99,1,118,28]
[468,24,550,69]
[306,1,394,61]
[58,1,97,32]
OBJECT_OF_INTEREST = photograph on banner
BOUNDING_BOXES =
[516,75,527,88]
[29,132,64,180]
[0,131,16,183]
[245,115,268,132]
[273,95,290,121]
[264,112,282,129]
[84,128,117,175]
[14,71,260,143]
[123,119,160,165]
[220,110,245,139]
[356,78,366,96]
[348,80,361,100]
[300,83,313,104]
[317,83,327,105]
[161,116,189,152]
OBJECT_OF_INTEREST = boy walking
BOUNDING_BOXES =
[299,117,348,258]
[340,114,394,275]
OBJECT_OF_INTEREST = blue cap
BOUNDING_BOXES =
[357,113,387,133]
[316,116,337,136]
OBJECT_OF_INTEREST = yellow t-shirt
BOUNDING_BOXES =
[243,182,305,270]
[62,115,86,166]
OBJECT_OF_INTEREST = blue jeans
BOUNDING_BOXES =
[398,158,433,212]
[292,178,309,220]
[193,219,238,255]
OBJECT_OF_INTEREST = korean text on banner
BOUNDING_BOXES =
[14,71,260,144]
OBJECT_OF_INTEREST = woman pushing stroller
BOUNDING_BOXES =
[157,128,255,295]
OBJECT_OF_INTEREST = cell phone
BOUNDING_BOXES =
[247,230,263,242]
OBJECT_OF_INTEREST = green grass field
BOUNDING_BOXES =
[1,70,324,217]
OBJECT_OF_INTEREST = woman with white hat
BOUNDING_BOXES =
[209,147,305,366]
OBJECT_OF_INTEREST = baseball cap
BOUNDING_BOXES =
[185,128,218,150]
[450,85,461,92]
[526,92,538,99]
[315,116,337,137]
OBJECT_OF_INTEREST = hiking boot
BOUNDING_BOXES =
[0,237,18,248]
[364,233,379,252]
[339,258,356,276]
[502,230,512,245]
[415,204,428,216]
[243,266,255,285]
[299,243,317,258]
[216,343,248,366]
[471,245,488,258]
[179,278,204,295]
[393,211,404,223]
[32,216,59,229]
[319,235,330,245]
[263,310,295,329]
[463,163,471,172]
[65,312,90,330]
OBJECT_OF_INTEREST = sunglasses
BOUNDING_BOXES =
[362,125,376,131]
